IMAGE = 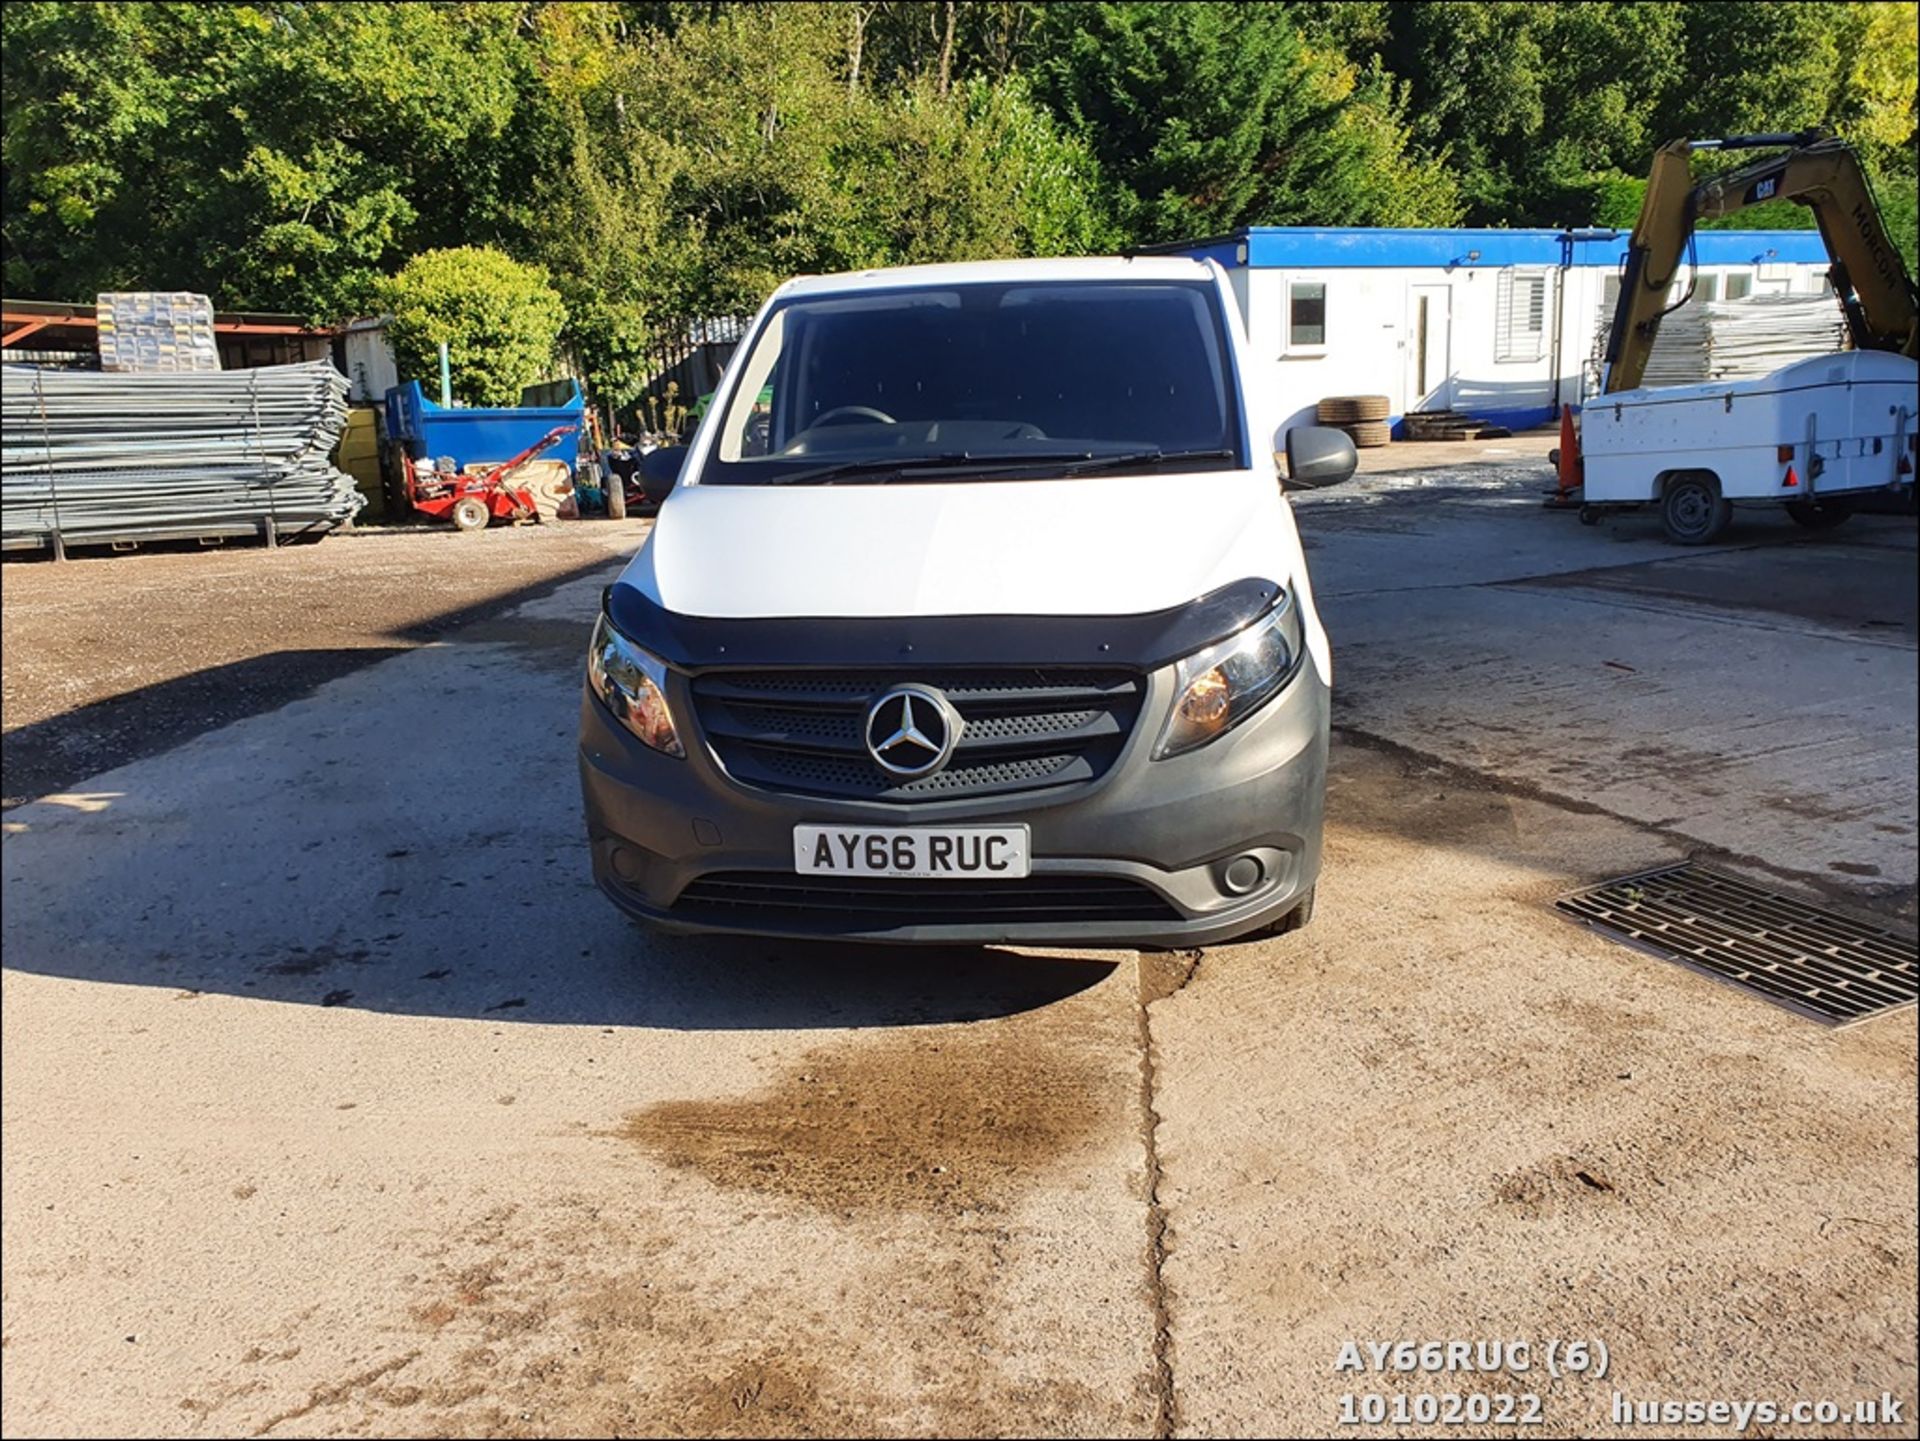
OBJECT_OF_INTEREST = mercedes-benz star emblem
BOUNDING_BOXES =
[864,685,962,778]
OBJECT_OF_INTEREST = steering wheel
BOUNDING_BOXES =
[813,405,897,427]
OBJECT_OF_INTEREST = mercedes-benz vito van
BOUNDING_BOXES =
[579,256,1354,946]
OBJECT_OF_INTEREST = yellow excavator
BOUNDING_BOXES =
[1606,130,1917,392]
[1557,130,1919,505]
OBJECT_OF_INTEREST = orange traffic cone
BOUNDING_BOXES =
[1555,402,1582,499]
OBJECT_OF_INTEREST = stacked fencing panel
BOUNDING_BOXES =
[96,291,221,373]
[1697,293,1850,380]
[1606,292,1850,390]
[1,361,364,551]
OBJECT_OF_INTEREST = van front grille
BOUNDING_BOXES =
[689,667,1144,802]
[673,871,1180,929]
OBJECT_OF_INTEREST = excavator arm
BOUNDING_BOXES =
[1602,131,1920,394]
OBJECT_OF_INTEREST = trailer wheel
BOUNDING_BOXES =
[1578,505,1603,526]
[1660,471,1732,545]
[449,497,491,532]
[1784,499,1852,531]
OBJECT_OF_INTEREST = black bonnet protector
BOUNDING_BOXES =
[604,576,1282,673]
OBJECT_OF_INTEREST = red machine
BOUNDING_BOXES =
[402,424,579,532]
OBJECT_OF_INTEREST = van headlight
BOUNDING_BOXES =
[1154,593,1304,758]
[588,614,685,757]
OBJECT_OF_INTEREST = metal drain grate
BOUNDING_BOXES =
[1558,863,1917,1026]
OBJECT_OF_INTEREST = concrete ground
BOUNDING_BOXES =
[1350,425,1560,478]
[2,463,1914,1438]
[1,520,653,809]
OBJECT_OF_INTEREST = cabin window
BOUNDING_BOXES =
[1287,282,1327,349]
[1495,268,1549,363]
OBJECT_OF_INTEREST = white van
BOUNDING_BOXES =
[578,257,1355,946]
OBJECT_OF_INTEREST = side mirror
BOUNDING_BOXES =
[1281,425,1359,489]
[638,444,688,503]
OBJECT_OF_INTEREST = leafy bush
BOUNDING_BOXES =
[561,292,652,412]
[382,247,566,408]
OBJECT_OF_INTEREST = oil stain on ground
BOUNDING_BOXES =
[620,1021,1118,1216]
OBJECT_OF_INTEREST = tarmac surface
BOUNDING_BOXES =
[3,456,1914,1437]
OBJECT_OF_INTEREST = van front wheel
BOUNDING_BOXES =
[1244,887,1315,942]
[1660,472,1731,545]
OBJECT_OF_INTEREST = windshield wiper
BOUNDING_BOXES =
[1044,447,1235,476]
[763,453,980,486]
[762,447,1236,487]
[871,447,1239,480]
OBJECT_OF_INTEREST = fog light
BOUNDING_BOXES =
[1222,855,1264,895]
[610,845,645,883]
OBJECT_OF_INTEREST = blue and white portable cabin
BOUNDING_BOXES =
[1160,226,1833,437]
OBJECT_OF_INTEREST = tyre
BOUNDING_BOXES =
[1340,420,1392,449]
[1317,394,1391,424]
[1784,498,1851,531]
[1278,886,1314,932]
[449,496,490,532]
[1578,505,1603,526]
[1659,471,1732,545]
[1237,887,1315,943]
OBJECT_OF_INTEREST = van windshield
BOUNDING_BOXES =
[700,279,1244,485]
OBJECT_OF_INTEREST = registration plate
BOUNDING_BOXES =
[793,825,1031,879]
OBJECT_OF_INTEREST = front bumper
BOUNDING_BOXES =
[579,661,1328,947]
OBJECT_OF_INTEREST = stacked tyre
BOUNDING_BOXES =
[1316,394,1392,448]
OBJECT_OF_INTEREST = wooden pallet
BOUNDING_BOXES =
[1402,409,1512,442]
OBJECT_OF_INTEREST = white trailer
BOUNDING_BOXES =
[1578,350,1917,543]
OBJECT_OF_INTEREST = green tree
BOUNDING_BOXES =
[846,3,1039,93]
[606,4,1113,315]
[2,2,221,297]
[1373,1,1915,269]
[1525,3,1689,221]
[1,1,526,318]
[1285,0,1392,69]
[1607,2,1915,268]
[1031,1,1457,238]
[1378,1,1550,221]
[817,75,1117,267]
[503,3,674,407]
[214,2,525,318]
[621,2,855,316]
[1832,2,1918,271]
[382,247,567,406]
[1656,1,1842,141]
[1830,2,1918,151]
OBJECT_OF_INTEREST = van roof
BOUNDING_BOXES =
[773,254,1218,299]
